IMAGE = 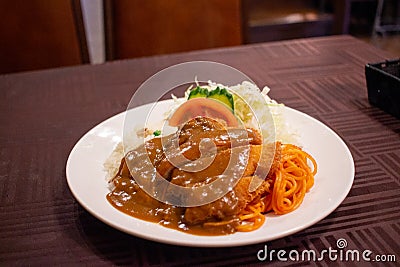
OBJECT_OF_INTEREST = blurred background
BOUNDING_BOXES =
[0,0,399,74]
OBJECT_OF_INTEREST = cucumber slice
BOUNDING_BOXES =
[188,86,209,99]
[207,87,234,112]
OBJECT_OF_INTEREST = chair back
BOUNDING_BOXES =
[0,0,89,74]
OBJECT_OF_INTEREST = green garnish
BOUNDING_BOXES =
[153,130,161,136]
[188,86,209,99]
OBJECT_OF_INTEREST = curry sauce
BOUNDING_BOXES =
[106,117,271,236]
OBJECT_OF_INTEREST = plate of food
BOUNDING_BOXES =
[66,81,354,247]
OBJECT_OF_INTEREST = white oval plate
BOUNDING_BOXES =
[66,100,354,247]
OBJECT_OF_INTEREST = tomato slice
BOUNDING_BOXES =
[168,98,239,127]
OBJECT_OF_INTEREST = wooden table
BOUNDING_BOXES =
[1,35,399,266]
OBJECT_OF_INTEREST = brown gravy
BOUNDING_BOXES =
[107,175,240,236]
[106,117,265,236]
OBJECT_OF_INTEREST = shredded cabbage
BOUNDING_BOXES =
[230,81,298,144]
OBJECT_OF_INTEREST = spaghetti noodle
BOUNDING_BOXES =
[236,143,317,231]
[236,196,266,231]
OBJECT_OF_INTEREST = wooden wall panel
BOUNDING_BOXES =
[105,0,242,60]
